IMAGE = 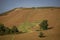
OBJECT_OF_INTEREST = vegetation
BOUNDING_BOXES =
[32,7,36,9]
[0,19,49,36]
[38,20,49,38]
[0,23,20,35]
[18,21,39,32]
[39,20,48,30]
[0,23,7,35]
[11,26,19,33]
[39,32,44,37]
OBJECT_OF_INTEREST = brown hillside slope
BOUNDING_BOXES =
[0,8,60,27]
[0,8,35,27]
[0,8,60,40]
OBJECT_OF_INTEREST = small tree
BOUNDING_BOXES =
[39,20,48,30]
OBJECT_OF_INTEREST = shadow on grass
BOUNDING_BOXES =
[36,27,53,31]
[39,35,46,38]
[48,27,53,30]
[0,32,26,36]
[36,30,40,31]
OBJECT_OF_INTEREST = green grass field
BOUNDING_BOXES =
[18,20,42,32]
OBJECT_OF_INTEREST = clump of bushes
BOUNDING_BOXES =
[0,23,20,35]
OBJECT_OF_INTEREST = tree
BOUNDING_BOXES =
[39,20,48,30]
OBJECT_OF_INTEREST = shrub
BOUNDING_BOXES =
[39,32,45,38]
[11,26,19,33]
[4,27,11,34]
[39,20,48,30]
[0,24,21,35]
[0,23,11,35]
[0,24,5,34]
[39,32,43,37]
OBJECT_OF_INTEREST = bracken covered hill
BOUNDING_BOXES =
[0,7,60,40]
[0,7,60,27]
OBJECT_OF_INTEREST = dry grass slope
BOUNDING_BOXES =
[0,7,60,40]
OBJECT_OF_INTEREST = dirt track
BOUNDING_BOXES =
[0,8,60,40]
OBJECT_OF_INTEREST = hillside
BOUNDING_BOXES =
[0,7,60,27]
[0,7,60,40]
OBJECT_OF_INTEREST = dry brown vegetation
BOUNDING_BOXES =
[0,7,60,40]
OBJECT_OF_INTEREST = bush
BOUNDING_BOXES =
[0,24,5,34]
[39,20,48,30]
[39,32,46,38]
[39,32,44,37]
[0,23,11,35]
[0,24,21,35]
[11,26,19,33]
[4,27,11,34]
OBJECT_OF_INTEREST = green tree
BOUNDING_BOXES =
[39,20,48,30]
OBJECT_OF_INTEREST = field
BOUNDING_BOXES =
[0,7,60,40]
